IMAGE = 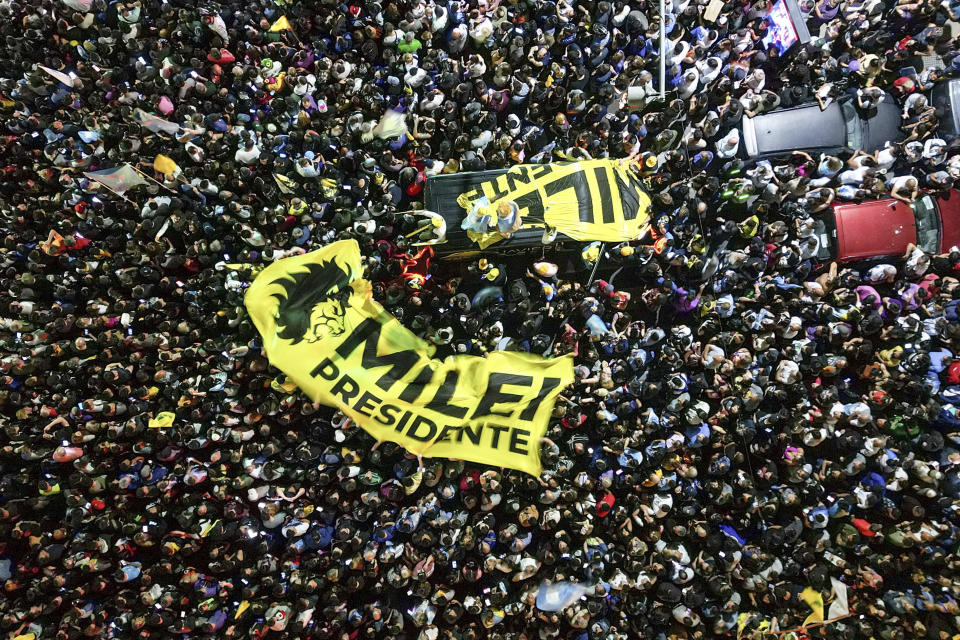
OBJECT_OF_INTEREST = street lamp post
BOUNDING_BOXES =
[659,0,666,100]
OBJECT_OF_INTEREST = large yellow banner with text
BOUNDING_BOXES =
[244,240,573,476]
[456,159,652,248]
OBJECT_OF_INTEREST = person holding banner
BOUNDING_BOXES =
[495,200,523,238]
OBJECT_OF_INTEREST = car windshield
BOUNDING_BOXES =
[840,100,861,150]
[931,80,960,141]
[913,194,940,253]
[815,215,837,261]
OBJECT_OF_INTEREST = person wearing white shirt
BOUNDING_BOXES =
[466,54,486,78]
[383,25,403,46]
[469,15,493,45]
[947,153,960,180]
[447,25,468,54]
[331,60,352,82]
[923,138,948,166]
[875,144,899,172]
[291,74,316,96]
[419,89,444,113]
[295,157,321,179]
[887,174,919,203]
[678,70,699,99]
[191,179,219,196]
[427,3,447,31]
[471,128,493,151]
[404,67,428,88]
[837,165,873,185]
[235,140,261,164]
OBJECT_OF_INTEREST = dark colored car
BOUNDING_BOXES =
[931,77,960,142]
[424,169,575,259]
[816,189,960,262]
[741,94,902,158]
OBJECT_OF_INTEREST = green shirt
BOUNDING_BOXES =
[397,38,423,54]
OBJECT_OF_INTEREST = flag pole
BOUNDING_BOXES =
[277,18,305,47]
[763,613,853,636]
[584,242,606,287]
[128,163,177,194]
[139,160,192,188]
[408,221,434,238]
[89,179,135,205]
[287,28,304,47]
[659,0,666,101]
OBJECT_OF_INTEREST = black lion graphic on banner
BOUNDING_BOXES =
[271,260,353,344]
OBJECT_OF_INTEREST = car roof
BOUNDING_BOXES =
[860,100,903,152]
[747,101,846,155]
[931,78,960,140]
[833,198,916,261]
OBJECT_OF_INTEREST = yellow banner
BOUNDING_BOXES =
[800,587,824,627]
[270,15,292,32]
[244,240,573,476]
[456,159,651,248]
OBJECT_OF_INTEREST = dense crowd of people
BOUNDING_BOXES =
[3,0,960,638]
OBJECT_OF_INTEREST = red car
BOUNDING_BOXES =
[821,189,960,262]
